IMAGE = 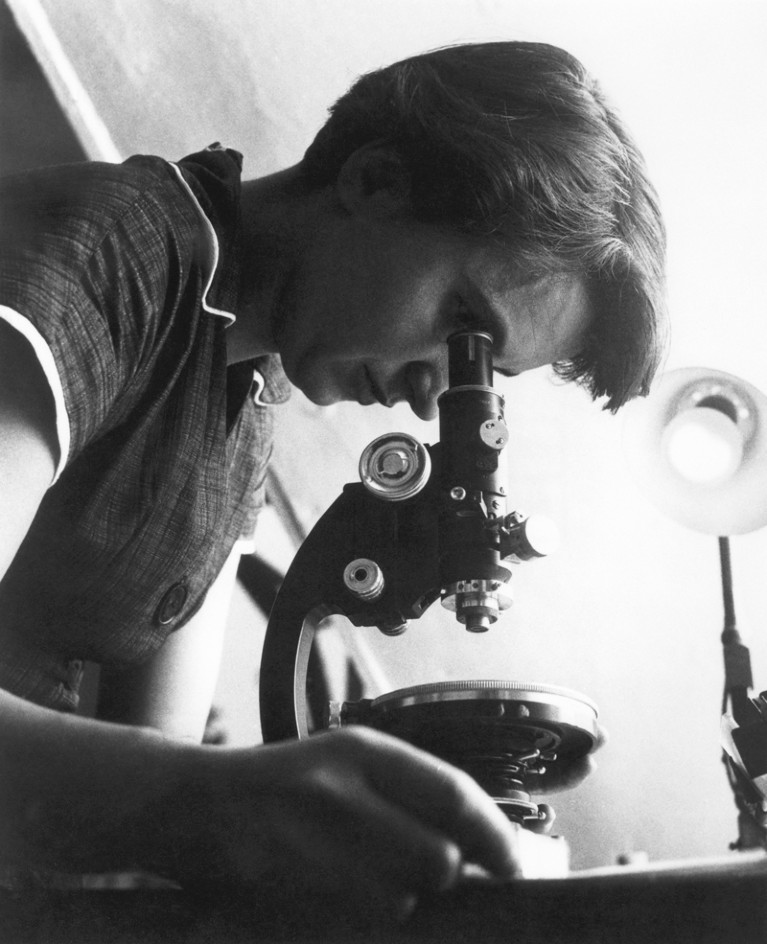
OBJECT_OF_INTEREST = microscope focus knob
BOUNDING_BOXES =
[501,513,560,562]
[359,433,432,501]
[343,558,385,602]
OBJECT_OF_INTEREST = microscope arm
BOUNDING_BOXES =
[259,469,443,742]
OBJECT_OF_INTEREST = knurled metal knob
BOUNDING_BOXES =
[359,433,431,501]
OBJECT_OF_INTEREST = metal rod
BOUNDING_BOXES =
[719,535,738,637]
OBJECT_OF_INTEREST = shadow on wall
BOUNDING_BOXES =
[0,0,84,175]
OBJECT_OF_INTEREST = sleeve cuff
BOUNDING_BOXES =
[0,305,70,483]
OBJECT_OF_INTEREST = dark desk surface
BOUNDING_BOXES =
[3,853,767,944]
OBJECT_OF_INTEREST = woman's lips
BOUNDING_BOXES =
[364,366,392,407]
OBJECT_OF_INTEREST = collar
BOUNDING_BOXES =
[171,144,290,406]
[252,355,292,406]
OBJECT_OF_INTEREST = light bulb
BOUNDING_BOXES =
[662,407,744,485]
[622,366,767,534]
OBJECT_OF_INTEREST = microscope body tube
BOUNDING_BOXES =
[438,332,512,632]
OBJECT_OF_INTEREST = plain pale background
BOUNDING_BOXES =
[7,0,767,871]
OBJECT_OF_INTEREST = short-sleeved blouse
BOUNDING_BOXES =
[0,144,289,712]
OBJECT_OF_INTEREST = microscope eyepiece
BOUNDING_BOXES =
[446,330,494,388]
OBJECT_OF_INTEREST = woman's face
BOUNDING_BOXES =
[273,214,592,420]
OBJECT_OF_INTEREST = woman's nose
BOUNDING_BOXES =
[405,361,445,421]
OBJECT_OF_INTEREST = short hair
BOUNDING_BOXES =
[302,42,667,412]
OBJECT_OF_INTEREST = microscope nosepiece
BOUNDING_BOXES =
[441,577,514,632]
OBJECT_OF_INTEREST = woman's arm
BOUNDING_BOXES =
[96,544,239,742]
[0,685,521,919]
[0,318,521,921]
[0,318,58,579]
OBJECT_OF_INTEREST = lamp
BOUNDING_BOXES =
[623,366,767,850]
[622,366,767,535]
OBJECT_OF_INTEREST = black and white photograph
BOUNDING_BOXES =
[1,1,767,941]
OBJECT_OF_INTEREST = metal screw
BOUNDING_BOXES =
[450,487,466,501]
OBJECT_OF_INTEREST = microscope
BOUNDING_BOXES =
[259,330,599,835]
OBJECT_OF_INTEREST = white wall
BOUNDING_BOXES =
[11,0,767,870]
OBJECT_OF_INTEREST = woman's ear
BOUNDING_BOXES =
[335,143,411,217]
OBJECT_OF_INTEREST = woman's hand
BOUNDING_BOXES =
[181,727,522,923]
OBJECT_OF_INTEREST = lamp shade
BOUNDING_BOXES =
[622,367,767,535]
